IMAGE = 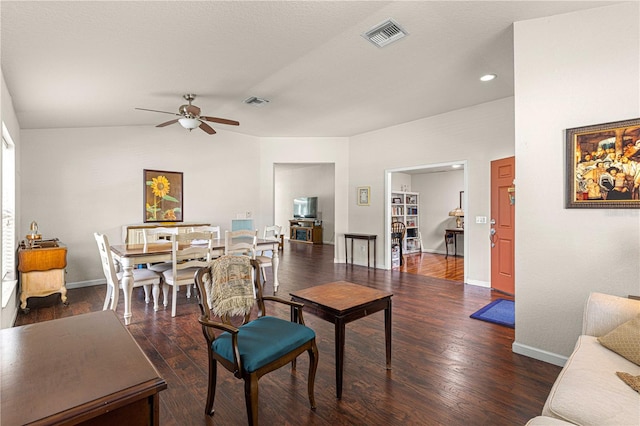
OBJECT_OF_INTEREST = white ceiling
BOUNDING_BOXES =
[1,1,613,137]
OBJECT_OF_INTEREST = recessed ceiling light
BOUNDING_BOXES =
[480,74,497,82]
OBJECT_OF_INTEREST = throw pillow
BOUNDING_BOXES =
[597,314,640,366]
[616,372,640,393]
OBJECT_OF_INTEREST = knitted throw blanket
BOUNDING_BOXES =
[205,255,255,317]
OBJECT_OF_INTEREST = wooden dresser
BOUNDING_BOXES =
[17,239,67,312]
[0,310,167,425]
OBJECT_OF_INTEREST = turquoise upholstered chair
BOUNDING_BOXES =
[194,256,318,425]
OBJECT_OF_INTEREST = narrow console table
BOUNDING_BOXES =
[344,233,377,269]
[445,228,464,258]
[1,310,167,425]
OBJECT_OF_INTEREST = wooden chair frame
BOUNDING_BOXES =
[194,258,318,425]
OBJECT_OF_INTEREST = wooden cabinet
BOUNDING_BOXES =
[0,310,167,425]
[391,191,420,254]
[289,219,323,244]
[18,240,67,312]
[122,222,210,244]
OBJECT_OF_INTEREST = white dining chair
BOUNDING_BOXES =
[224,229,257,257]
[256,225,280,289]
[191,225,221,241]
[162,229,214,317]
[94,232,163,311]
[142,227,178,273]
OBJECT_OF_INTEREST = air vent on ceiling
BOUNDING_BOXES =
[244,96,270,106]
[362,19,408,48]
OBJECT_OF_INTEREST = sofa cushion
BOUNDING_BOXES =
[597,313,640,366]
[542,335,640,425]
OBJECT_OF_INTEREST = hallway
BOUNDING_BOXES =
[399,252,464,282]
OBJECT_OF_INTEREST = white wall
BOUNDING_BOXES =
[20,125,260,285]
[513,2,640,364]
[1,70,22,328]
[259,137,349,262]
[413,170,464,254]
[349,98,514,283]
[274,163,335,243]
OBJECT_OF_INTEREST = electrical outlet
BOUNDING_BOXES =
[475,216,487,224]
[246,211,252,218]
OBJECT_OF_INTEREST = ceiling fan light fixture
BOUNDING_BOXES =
[178,117,200,129]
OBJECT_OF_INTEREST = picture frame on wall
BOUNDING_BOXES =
[357,186,370,206]
[144,169,184,222]
[566,117,640,208]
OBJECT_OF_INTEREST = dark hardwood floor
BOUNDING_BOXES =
[15,243,559,426]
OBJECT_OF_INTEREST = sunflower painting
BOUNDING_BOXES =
[144,169,183,222]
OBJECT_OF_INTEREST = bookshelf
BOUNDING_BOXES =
[391,191,420,254]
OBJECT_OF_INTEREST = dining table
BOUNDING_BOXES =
[109,237,280,325]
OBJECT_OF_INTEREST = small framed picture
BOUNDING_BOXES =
[357,186,370,206]
[392,197,402,204]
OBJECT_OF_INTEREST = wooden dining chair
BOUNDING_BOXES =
[162,229,214,317]
[94,232,163,311]
[194,255,318,425]
[391,221,406,266]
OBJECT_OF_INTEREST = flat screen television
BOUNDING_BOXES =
[293,197,318,218]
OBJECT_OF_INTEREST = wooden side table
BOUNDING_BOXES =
[290,281,392,399]
[444,228,464,258]
[344,233,377,269]
[18,239,68,312]
[0,310,167,425]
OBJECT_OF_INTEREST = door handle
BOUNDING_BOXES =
[489,228,496,248]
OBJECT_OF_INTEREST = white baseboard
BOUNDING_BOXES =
[512,342,567,367]
[66,279,104,289]
[466,279,490,288]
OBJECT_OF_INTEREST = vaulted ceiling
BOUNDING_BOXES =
[1,1,612,137]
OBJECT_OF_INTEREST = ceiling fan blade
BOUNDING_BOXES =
[185,105,201,116]
[156,119,179,128]
[135,107,180,116]
[200,116,239,126]
[199,122,216,135]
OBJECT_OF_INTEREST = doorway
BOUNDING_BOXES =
[385,161,468,283]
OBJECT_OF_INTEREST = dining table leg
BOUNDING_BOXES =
[120,260,134,325]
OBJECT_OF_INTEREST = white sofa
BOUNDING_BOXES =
[527,292,640,426]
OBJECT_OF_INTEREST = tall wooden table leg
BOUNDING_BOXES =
[335,318,346,399]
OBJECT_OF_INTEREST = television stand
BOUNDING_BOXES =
[289,219,323,244]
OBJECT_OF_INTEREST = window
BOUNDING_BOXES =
[2,123,16,308]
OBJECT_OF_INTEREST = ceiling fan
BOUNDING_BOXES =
[135,94,239,135]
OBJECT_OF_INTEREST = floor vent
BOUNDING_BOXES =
[362,19,408,48]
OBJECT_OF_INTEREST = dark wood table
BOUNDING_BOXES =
[344,233,377,269]
[0,310,167,425]
[445,228,464,258]
[290,281,392,399]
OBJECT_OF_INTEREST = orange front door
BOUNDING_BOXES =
[490,157,515,295]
